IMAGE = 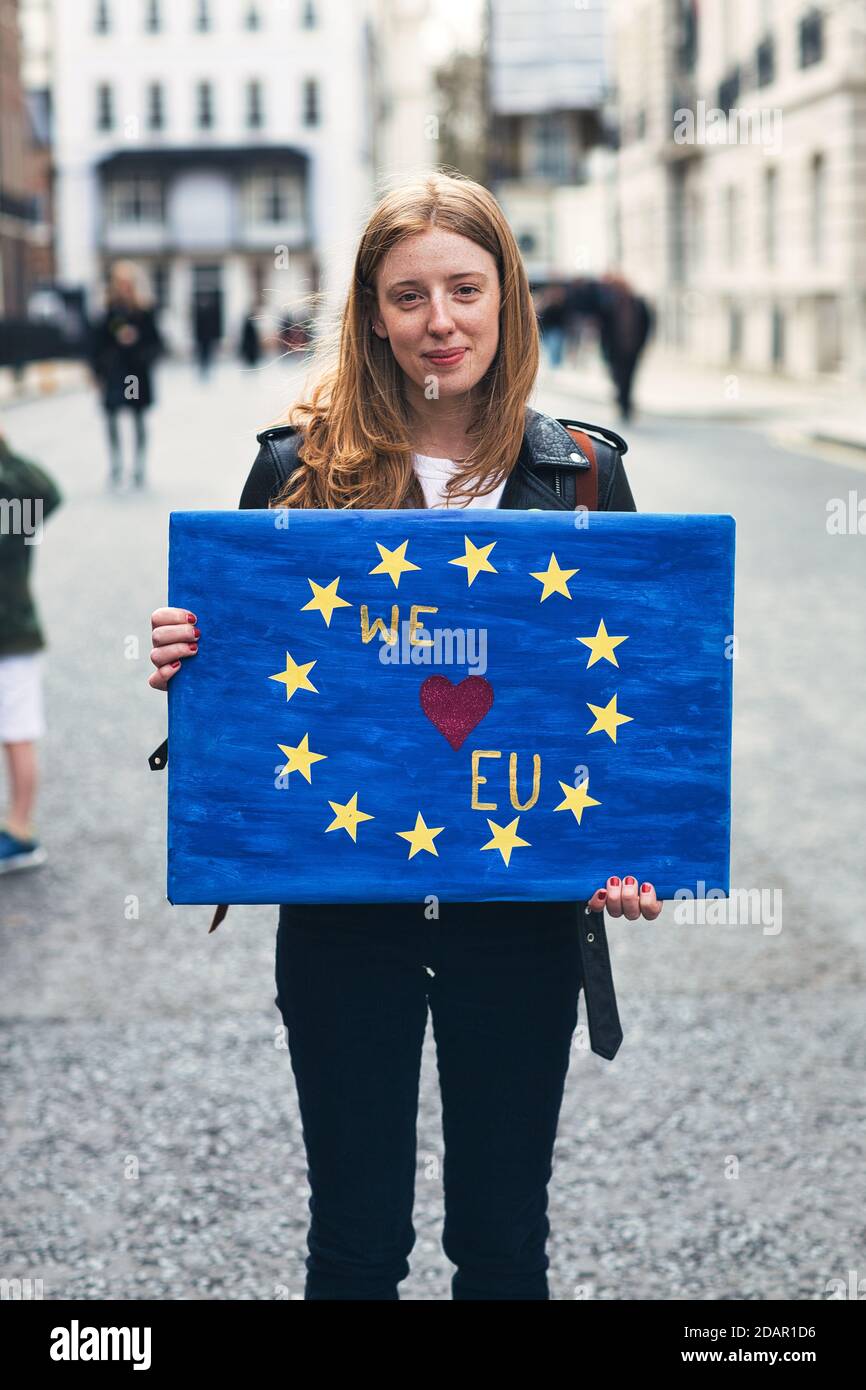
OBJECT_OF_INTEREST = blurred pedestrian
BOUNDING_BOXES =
[89,260,165,488]
[194,292,221,378]
[563,276,604,359]
[0,431,62,873]
[538,284,568,369]
[239,309,262,368]
[597,273,654,422]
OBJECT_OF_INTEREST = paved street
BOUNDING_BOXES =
[1,358,864,1299]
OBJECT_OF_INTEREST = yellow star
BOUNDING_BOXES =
[449,535,498,586]
[553,776,602,825]
[268,651,318,700]
[369,540,421,588]
[395,811,445,859]
[586,694,634,743]
[529,552,579,601]
[301,576,352,627]
[324,791,375,842]
[276,733,328,784]
[576,618,629,668]
[479,816,531,867]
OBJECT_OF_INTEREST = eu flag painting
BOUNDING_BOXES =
[166,508,735,905]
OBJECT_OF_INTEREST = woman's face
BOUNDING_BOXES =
[112,269,135,302]
[371,227,500,404]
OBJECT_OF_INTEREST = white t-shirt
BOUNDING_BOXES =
[412,452,507,509]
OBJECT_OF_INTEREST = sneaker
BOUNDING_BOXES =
[0,827,47,874]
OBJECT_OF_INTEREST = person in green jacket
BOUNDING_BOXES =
[0,431,62,872]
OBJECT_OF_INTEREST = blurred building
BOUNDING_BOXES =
[367,0,439,179]
[0,0,52,316]
[484,0,614,281]
[47,0,381,354]
[612,0,866,380]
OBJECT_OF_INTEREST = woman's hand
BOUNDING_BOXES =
[148,607,200,691]
[587,876,662,920]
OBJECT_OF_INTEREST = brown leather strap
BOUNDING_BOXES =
[565,426,598,510]
[209,903,230,933]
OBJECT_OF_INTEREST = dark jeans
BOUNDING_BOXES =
[275,899,585,1300]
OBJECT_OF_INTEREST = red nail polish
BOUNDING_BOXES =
[193,628,201,638]
[186,613,197,623]
[172,660,181,668]
[609,877,620,886]
[625,876,636,886]
[641,883,651,894]
[598,889,607,900]
[189,644,198,652]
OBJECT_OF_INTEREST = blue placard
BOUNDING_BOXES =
[166,508,735,904]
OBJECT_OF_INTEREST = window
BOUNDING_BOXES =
[246,174,302,225]
[151,263,169,309]
[196,80,215,129]
[94,0,110,33]
[771,305,785,366]
[687,191,704,272]
[756,34,775,86]
[147,82,165,131]
[763,167,778,266]
[728,303,742,361]
[725,185,740,266]
[96,83,114,131]
[244,3,261,28]
[301,0,317,28]
[674,0,698,74]
[302,78,319,126]
[107,178,165,224]
[246,80,264,129]
[718,67,741,111]
[799,7,824,68]
[531,113,569,181]
[195,0,211,32]
[145,0,161,32]
[810,152,826,262]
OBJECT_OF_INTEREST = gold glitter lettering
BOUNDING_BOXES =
[360,604,399,644]
[509,752,541,810]
[409,604,439,646]
[471,749,501,810]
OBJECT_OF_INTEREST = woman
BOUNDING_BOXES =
[148,171,662,1300]
[89,260,164,488]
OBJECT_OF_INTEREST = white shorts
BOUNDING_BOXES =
[0,652,46,742]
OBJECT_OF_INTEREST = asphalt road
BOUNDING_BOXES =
[1,358,864,1299]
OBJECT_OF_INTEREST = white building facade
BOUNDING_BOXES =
[612,0,866,380]
[51,0,377,353]
[485,0,613,281]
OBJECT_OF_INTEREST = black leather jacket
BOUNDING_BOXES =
[152,406,636,1060]
[241,404,636,516]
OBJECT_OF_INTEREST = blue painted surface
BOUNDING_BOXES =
[166,509,735,904]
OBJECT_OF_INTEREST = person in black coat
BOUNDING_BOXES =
[239,309,262,368]
[89,261,165,488]
[194,292,221,378]
[596,274,654,422]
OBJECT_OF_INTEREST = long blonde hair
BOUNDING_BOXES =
[268,169,540,510]
[107,259,154,312]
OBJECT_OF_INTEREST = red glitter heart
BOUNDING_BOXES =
[419,675,494,751]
